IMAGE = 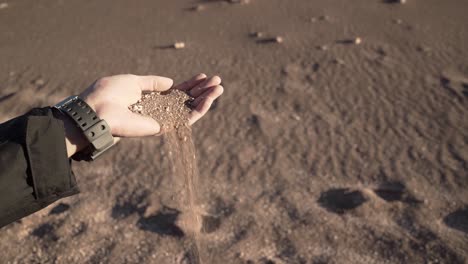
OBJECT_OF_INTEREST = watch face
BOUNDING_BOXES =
[54,95,78,109]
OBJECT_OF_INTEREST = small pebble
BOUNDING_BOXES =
[393,18,403,24]
[250,31,264,38]
[173,42,185,49]
[191,4,205,11]
[291,114,301,121]
[317,45,328,51]
[261,36,284,44]
[333,58,345,65]
[417,45,431,53]
[34,79,45,86]
[229,0,250,4]
[274,36,284,43]
[319,15,330,21]
[0,2,8,9]
[354,37,362,45]
[398,0,406,3]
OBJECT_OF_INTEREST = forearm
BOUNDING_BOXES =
[0,107,79,228]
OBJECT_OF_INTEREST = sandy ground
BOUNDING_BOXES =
[0,0,467,263]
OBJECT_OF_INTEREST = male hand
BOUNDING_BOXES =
[79,73,223,137]
[60,74,223,157]
[173,73,223,126]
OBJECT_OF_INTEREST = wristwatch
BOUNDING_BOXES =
[54,96,115,161]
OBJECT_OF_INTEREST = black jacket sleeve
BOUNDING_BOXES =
[0,107,79,228]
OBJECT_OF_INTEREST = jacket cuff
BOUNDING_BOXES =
[24,108,79,201]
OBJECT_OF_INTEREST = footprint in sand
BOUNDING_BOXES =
[48,202,71,215]
[440,69,468,100]
[318,182,424,214]
[200,197,234,234]
[136,206,185,237]
[201,215,222,233]
[443,207,468,234]
[373,181,423,205]
[111,190,148,220]
[317,188,368,214]
[32,222,59,241]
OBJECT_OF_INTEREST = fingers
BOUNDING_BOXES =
[188,84,224,125]
[136,75,174,92]
[191,85,224,107]
[189,76,222,97]
[174,73,207,91]
[111,110,161,137]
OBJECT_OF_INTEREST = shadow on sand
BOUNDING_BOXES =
[136,206,185,237]
[444,208,468,234]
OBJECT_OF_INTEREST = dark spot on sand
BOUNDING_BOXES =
[201,215,222,233]
[383,0,404,4]
[312,255,331,264]
[256,36,283,44]
[335,39,356,45]
[396,212,464,262]
[374,181,422,204]
[247,114,260,126]
[137,206,184,237]
[200,197,234,233]
[179,251,199,264]
[111,190,148,219]
[440,71,468,100]
[49,202,70,215]
[318,188,367,214]
[209,97,219,110]
[260,259,275,264]
[462,83,468,97]
[32,223,58,241]
[0,92,16,103]
[443,207,468,234]
[312,63,320,72]
[374,182,405,201]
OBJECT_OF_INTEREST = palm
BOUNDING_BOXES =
[80,74,223,137]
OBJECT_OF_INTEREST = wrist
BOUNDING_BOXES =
[53,95,116,161]
[52,109,89,157]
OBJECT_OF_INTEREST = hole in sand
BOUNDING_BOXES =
[317,188,367,214]
[443,207,468,234]
[137,207,185,237]
[201,215,221,233]
[49,202,70,215]
[374,181,422,204]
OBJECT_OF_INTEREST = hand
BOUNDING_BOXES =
[59,74,223,157]
[79,74,174,137]
[173,73,224,125]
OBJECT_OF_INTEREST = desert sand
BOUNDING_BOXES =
[0,0,467,263]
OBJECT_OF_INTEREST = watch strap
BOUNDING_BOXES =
[54,96,114,161]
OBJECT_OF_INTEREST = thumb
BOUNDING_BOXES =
[137,75,174,92]
[110,110,161,137]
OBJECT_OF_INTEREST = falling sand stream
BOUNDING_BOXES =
[130,90,205,264]
[166,128,204,264]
